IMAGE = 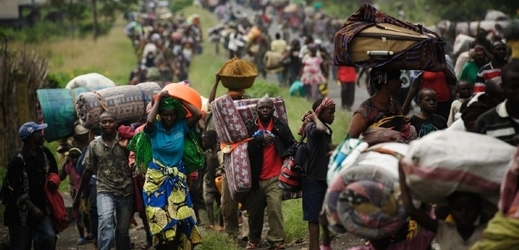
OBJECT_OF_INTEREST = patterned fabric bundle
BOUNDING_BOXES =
[76,82,160,129]
[323,142,409,239]
[333,3,446,71]
[128,132,152,174]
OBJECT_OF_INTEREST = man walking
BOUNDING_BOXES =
[73,112,134,250]
[243,97,295,249]
[3,122,59,249]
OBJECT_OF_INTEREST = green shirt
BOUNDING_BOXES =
[84,135,133,197]
[458,61,479,85]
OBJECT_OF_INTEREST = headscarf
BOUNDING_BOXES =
[159,96,187,118]
[298,97,335,135]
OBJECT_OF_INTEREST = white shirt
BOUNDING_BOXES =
[435,220,485,250]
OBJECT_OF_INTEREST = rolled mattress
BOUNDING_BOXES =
[76,82,160,129]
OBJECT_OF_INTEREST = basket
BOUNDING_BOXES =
[218,56,258,90]
[219,74,257,90]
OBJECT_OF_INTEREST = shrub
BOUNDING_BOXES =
[246,80,281,98]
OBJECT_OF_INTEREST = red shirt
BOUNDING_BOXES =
[258,119,282,180]
[337,66,357,83]
[421,71,451,102]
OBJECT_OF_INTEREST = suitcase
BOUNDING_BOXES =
[334,3,446,71]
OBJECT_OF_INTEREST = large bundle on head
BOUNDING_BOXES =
[334,3,446,71]
[76,82,160,129]
[323,142,410,239]
[218,57,258,90]
[401,130,516,206]
[36,86,107,142]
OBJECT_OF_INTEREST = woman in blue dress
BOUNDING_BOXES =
[143,91,202,249]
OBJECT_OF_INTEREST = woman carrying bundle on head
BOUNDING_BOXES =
[138,91,203,249]
[347,68,416,146]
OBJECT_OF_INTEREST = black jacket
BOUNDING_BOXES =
[246,117,295,191]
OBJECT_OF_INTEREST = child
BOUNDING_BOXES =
[59,147,91,245]
[399,163,486,250]
[410,88,447,138]
[447,80,473,126]
[201,130,224,230]
[300,44,326,101]
[298,97,336,250]
[81,175,98,249]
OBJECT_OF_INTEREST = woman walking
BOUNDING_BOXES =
[142,91,202,249]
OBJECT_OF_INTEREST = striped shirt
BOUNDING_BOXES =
[473,62,501,93]
[474,100,519,146]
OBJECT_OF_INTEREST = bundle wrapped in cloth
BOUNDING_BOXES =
[65,73,116,89]
[401,130,516,206]
[333,3,446,71]
[323,142,410,239]
[470,146,519,250]
[76,82,160,129]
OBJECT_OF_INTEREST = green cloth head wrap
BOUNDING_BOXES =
[160,97,187,118]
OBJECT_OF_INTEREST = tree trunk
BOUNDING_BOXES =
[92,0,98,41]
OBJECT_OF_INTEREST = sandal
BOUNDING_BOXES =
[246,241,259,249]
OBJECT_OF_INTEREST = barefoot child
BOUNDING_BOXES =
[410,88,447,138]
[202,130,224,230]
[298,97,335,250]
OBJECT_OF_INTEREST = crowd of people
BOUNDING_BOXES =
[2,1,519,250]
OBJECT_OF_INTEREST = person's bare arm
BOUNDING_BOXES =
[347,113,368,138]
[208,74,221,104]
[308,111,326,134]
[183,100,202,128]
[146,91,170,132]
[73,168,94,212]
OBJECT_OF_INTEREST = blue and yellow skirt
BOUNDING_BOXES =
[143,160,202,247]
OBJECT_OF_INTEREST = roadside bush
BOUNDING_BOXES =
[246,80,281,98]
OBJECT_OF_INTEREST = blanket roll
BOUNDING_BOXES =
[76,82,160,129]
[37,86,105,142]
[323,142,409,239]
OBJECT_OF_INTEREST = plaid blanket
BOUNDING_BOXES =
[334,3,446,71]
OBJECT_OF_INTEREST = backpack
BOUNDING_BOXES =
[278,136,307,192]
